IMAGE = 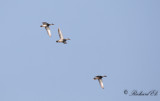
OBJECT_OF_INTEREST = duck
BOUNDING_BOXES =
[94,75,107,89]
[56,28,70,44]
[40,22,54,37]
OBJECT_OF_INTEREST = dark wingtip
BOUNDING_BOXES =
[104,75,107,77]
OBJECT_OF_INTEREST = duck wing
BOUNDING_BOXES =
[42,22,48,25]
[45,27,51,37]
[58,28,64,39]
[98,79,104,89]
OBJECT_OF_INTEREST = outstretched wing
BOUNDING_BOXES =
[42,22,48,25]
[98,79,104,89]
[58,28,64,39]
[45,27,51,37]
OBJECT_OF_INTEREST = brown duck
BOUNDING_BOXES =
[94,75,107,89]
[40,22,54,37]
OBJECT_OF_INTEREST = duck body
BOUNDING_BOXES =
[94,75,107,89]
[40,22,54,37]
[56,28,70,44]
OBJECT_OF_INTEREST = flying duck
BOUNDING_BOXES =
[94,75,107,89]
[40,22,54,37]
[56,28,70,44]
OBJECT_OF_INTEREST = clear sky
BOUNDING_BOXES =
[0,0,160,101]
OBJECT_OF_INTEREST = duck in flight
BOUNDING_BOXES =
[56,28,70,44]
[94,75,107,89]
[40,22,54,37]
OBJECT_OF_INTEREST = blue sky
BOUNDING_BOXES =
[0,0,160,101]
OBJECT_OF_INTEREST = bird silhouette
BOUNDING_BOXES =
[94,75,107,89]
[40,22,54,37]
[56,28,70,44]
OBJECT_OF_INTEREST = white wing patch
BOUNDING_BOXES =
[45,27,51,37]
[98,79,104,89]
[58,28,64,39]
